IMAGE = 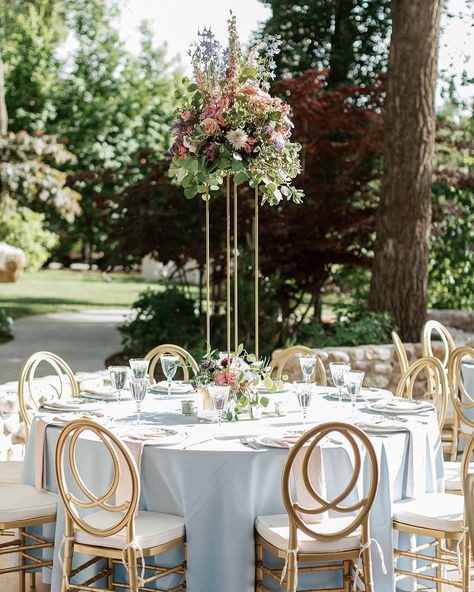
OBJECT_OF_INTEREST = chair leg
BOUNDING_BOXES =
[127,545,139,592]
[463,532,471,592]
[255,538,263,589]
[107,558,114,590]
[286,552,297,592]
[60,539,74,592]
[362,544,374,592]
[343,560,350,592]
[19,530,25,592]
[29,572,36,589]
[436,537,442,592]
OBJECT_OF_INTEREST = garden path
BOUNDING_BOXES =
[0,308,128,382]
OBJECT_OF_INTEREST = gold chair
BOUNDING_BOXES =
[270,346,327,386]
[464,473,474,559]
[422,320,458,458]
[144,344,198,384]
[0,483,57,591]
[396,356,448,431]
[255,422,379,592]
[392,331,410,375]
[18,351,79,442]
[55,418,186,592]
[392,429,470,590]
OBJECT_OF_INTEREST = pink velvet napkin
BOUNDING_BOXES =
[292,443,328,524]
[34,417,54,490]
[115,438,147,509]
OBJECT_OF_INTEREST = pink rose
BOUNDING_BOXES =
[202,117,220,135]
[215,108,227,128]
[242,84,259,95]
[200,105,217,119]
[214,370,238,386]
[181,110,191,121]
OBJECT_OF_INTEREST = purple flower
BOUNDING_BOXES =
[203,141,219,161]
[271,133,285,151]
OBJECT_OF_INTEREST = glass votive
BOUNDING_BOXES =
[275,400,287,416]
[181,399,196,416]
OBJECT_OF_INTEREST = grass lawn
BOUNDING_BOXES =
[0,269,162,319]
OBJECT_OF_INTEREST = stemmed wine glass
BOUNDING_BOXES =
[293,382,313,429]
[108,366,128,403]
[130,378,147,425]
[161,354,180,399]
[329,362,351,403]
[208,385,230,436]
[344,370,365,420]
[129,358,149,380]
[299,354,316,385]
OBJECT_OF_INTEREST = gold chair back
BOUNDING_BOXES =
[391,331,409,375]
[421,320,456,369]
[55,418,139,541]
[448,346,474,434]
[270,345,327,385]
[144,344,198,384]
[396,356,448,429]
[18,351,79,441]
[281,422,378,545]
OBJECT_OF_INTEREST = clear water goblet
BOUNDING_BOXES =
[293,382,313,429]
[108,366,128,404]
[344,370,365,420]
[129,358,149,380]
[329,362,351,402]
[299,354,316,384]
[160,354,180,399]
[208,385,231,436]
[130,378,148,425]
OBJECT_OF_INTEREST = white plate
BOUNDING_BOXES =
[326,391,383,402]
[254,436,289,449]
[366,399,434,415]
[355,420,408,434]
[149,381,194,395]
[41,400,102,412]
[126,427,187,446]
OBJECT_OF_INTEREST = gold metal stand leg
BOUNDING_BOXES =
[233,180,238,352]
[205,186,211,353]
[226,175,231,360]
[254,186,259,359]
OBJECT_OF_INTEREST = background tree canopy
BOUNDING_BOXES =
[0,0,472,353]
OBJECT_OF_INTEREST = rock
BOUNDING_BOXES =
[373,362,393,375]
[326,350,351,363]
[0,242,25,283]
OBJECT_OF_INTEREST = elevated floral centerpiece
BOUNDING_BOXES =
[191,346,275,420]
[169,14,304,206]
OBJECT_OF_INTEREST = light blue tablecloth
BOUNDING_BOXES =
[21,392,444,592]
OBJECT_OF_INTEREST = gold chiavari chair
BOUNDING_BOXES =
[422,320,458,459]
[144,344,198,384]
[444,347,474,492]
[0,483,57,590]
[392,432,470,590]
[55,418,186,592]
[18,351,79,443]
[392,331,410,375]
[396,356,448,432]
[255,422,379,592]
[270,345,327,386]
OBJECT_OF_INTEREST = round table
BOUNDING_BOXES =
[22,385,444,592]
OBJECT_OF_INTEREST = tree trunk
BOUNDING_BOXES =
[0,59,7,134]
[369,0,442,342]
[328,0,356,87]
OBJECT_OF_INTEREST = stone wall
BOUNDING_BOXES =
[427,309,474,333]
[273,342,447,397]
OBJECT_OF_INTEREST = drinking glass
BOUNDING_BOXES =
[293,382,313,428]
[329,362,351,402]
[108,366,128,403]
[344,370,365,420]
[130,378,148,425]
[160,354,180,399]
[208,385,230,435]
[129,358,149,380]
[299,354,316,384]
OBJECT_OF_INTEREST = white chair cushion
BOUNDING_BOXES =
[255,514,361,553]
[0,461,23,483]
[0,484,57,523]
[75,510,185,550]
[393,493,464,532]
[444,461,474,491]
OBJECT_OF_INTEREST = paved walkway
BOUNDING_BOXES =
[0,308,128,382]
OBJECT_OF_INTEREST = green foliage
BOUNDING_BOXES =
[0,205,58,271]
[298,304,396,348]
[120,288,203,359]
[257,0,391,85]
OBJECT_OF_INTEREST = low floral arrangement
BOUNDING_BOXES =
[191,345,274,420]
[169,13,304,206]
